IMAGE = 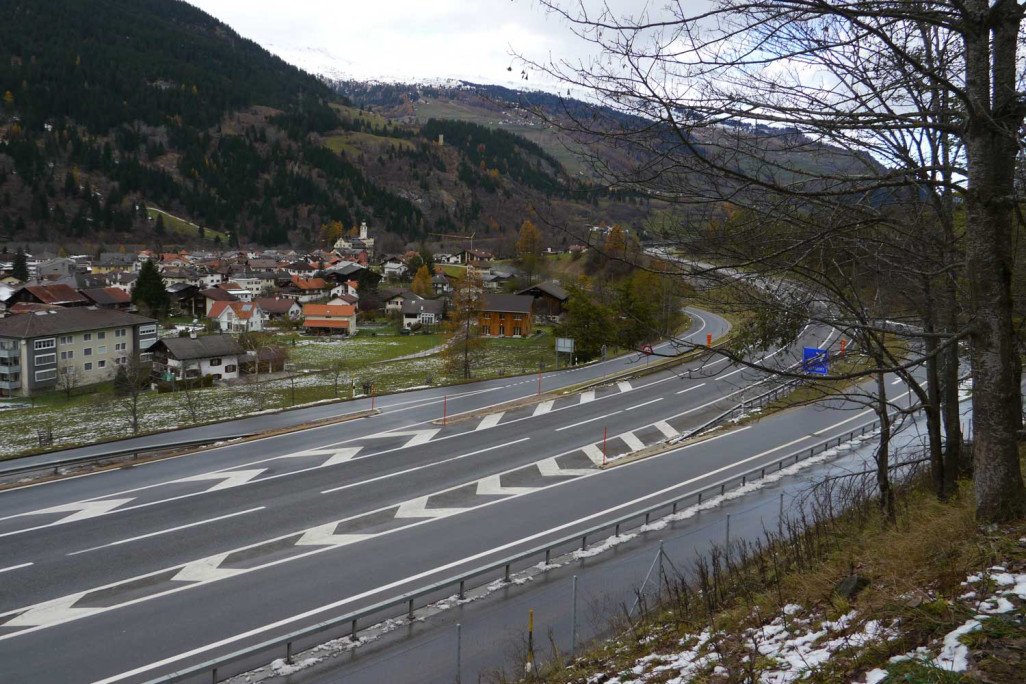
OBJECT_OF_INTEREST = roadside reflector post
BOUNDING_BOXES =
[371,385,375,411]
[840,338,847,357]
[443,395,447,425]
[570,576,579,659]
[538,370,541,395]
[706,333,712,348]
[526,609,535,673]
[603,427,608,466]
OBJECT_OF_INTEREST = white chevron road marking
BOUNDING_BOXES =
[536,458,595,478]
[581,444,606,466]
[617,380,633,393]
[654,421,679,439]
[176,469,267,492]
[295,523,373,547]
[394,496,467,519]
[172,552,246,583]
[475,475,539,497]
[620,432,646,451]
[364,429,440,448]
[475,413,504,431]
[282,446,362,467]
[532,400,554,416]
[579,391,595,404]
[28,498,135,524]
[4,593,102,628]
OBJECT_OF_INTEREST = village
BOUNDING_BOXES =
[0,222,586,456]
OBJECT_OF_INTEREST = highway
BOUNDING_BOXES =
[0,309,878,683]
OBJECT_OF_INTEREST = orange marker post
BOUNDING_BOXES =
[706,333,712,348]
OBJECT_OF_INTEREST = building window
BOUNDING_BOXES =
[83,348,92,357]
[35,353,56,365]
[59,336,72,345]
[60,350,74,360]
[34,369,57,382]
[209,358,222,367]
[115,328,126,338]
[115,342,126,352]
[98,360,106,369]
[34,338,55,351]
[98,345,107,355]
[224,364,237,373]
[98,331,106,340]
[84,362,93,371]
[499,325,505,336]
[140,353,153,362]
[83,333,92,342]
[513,326,522,336]
[139,325,157,336]
[513,314,523,321]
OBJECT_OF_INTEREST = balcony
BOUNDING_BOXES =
[0,344,20,360]
[0,375,22,390]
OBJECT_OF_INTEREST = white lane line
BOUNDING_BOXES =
[891,378,903,385]
[617,381,633,393]
[67,507,266,556]
[98,428,822,684]
[555,411,622,432]
[813,410,873,435]
[532,400,554,416]
[676,382,707,395]
[619,432,646,451]
[175,469,267,493]
[626,398,663,411]
[579,391,595,404]
[0,563,33,574]
[475,413,504,431]
[321,438,531,494]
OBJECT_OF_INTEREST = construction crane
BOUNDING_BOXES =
[427,232,477,252]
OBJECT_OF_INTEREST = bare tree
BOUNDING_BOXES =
[57,363,80,400]
[113,356,151,435]
[522,0,1026,521]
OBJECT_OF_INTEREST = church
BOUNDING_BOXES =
[332,221,375,260]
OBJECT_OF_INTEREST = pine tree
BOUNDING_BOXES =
[154,214,165,236]
[12,247,29,281]
[132,259,170,318]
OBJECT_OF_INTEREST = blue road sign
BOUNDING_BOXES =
[803,347,829,375]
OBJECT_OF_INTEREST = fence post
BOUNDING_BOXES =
[725,514,731,552]
[656,540,665,596]
[570,575,579,659]
[526,609,535,674]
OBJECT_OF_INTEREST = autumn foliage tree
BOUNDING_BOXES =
[442,273,485,379]
[411,265,433,297]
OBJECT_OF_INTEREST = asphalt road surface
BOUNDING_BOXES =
[0,309,887,683]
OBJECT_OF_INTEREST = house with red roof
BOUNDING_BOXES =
[302,303,357,336]
[208,301,266,333]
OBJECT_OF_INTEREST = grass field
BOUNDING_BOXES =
[146,208,229,243]
[0,328,558,459]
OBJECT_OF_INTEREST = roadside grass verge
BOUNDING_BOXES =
[522,449,1026,684]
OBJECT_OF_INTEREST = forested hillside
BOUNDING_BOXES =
[0,0,650,250]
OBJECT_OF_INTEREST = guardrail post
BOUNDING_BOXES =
[644,512,650,525]
[760,468,765,479]
[570,575,578,659]
[286,641,293,665]
[211,668,217,684]
[581,535,587,551]
[408,598,415,620]
[672,501,678,514]
[742,475,746,486]
[350,618,358,642]
[504,563,511,583]
[698,492,702,504]
[720,483,725,495]
[459,579,466,600]
[456,623,462,684]
[615,522,620,536]
[545,548,551,565]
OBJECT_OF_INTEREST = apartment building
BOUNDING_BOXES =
[0,308,158,397]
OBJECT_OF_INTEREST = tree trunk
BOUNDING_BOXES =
[875,372,895,524]
[963,1,1026,522]
[922,278,946,497]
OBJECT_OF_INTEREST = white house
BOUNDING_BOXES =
[150,334,249,382]
[207,301,266,333]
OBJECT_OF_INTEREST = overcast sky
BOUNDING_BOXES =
[189,0,620,89]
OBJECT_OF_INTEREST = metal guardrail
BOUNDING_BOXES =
[678,346,856,443]
[145,419,882,684]
[0,435,254,479]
